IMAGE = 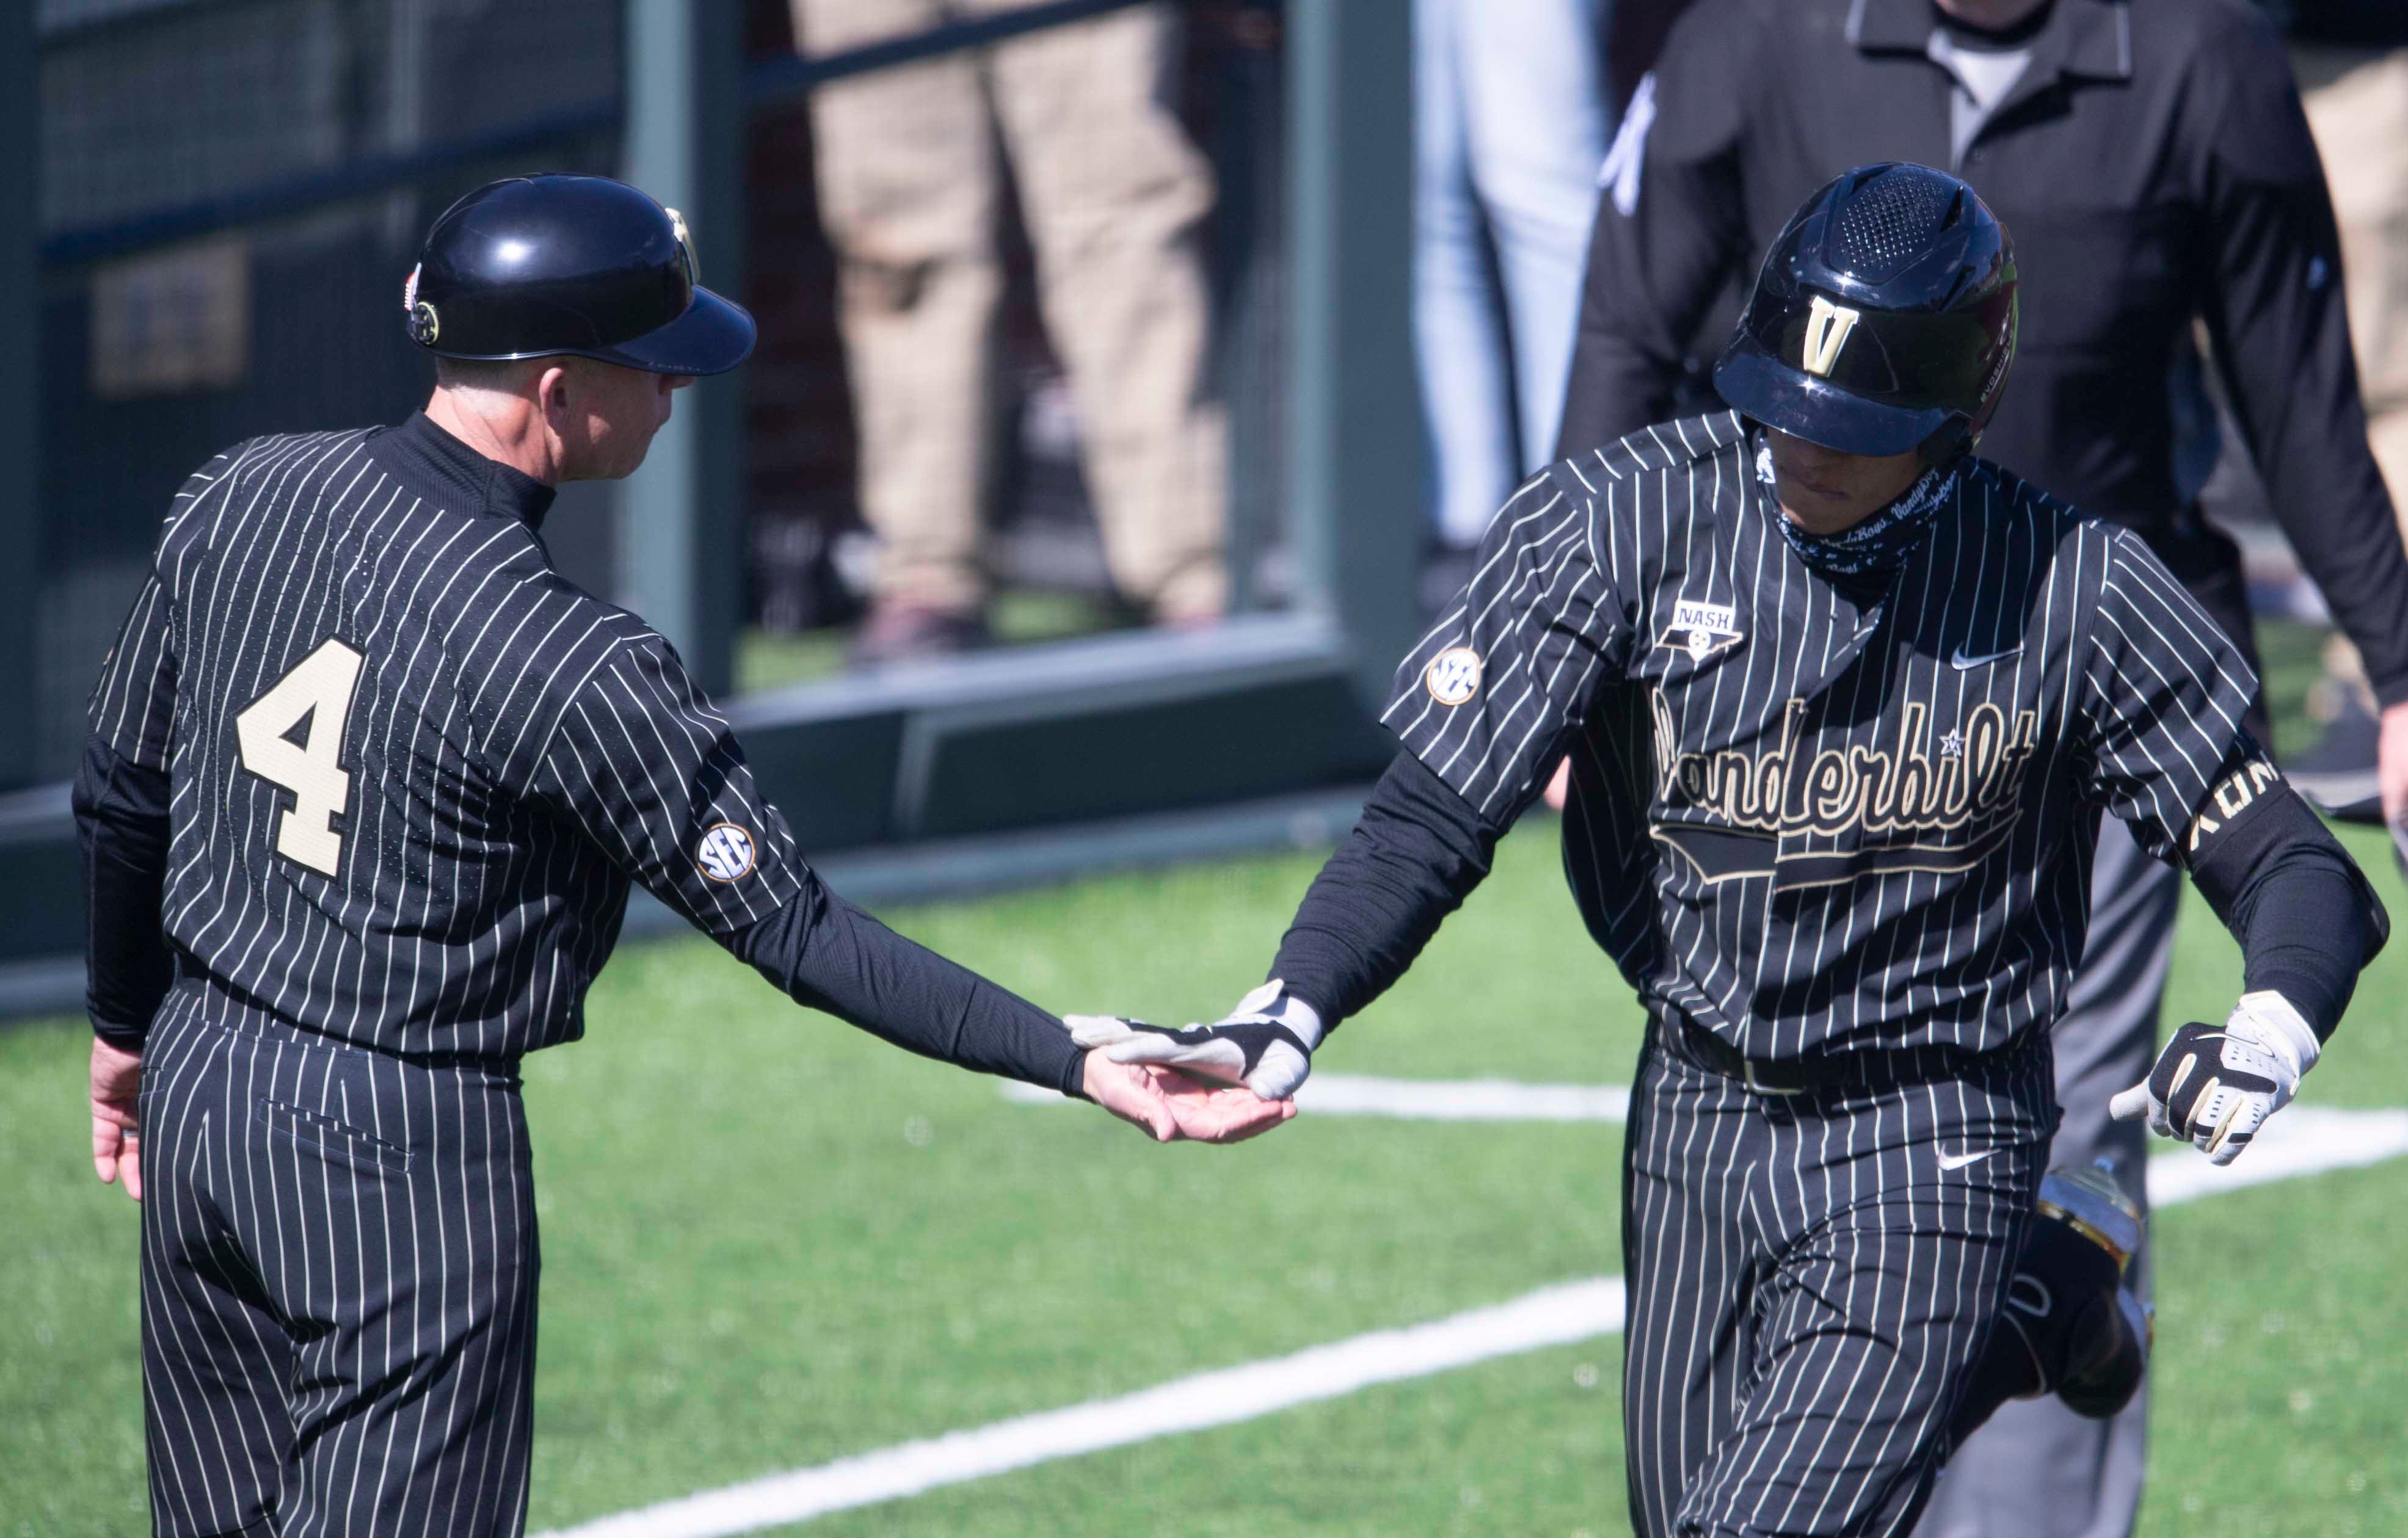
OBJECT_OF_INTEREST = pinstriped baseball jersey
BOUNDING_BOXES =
[87,415,804,1061]
[1386,408,2263,1060]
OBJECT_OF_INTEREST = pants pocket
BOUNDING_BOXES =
[256,1097,414,1176]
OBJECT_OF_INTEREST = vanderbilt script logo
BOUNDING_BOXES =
[1653,694,2039,844]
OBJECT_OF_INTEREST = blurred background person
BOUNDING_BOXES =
[1549,2,2408,1535]
[791,0,1228,665]
[2274,0,2408,813]
[1414,0,1613,603]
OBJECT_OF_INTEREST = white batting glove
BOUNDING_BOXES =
[2108,992,2320,1166]
[1064,980,1324,1101]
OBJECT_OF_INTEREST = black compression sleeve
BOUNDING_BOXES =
[1270,750,1500,1025]
[729,876,1089,1098]
[2186,783,2389,1039]
[73,739,176,1051]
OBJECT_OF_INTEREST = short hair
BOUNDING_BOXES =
[432,354,544,393]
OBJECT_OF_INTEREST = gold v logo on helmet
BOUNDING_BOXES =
[1800,295,1861,377]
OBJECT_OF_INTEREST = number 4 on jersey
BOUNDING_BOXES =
[235,638,365,876]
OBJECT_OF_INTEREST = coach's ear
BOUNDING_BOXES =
[534,364,574,431]
[532,364,584,477]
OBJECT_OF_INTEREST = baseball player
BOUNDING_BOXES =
[1553,6,2408,1526]
[76,173,1287,1538]
[1077,165,2387,1536]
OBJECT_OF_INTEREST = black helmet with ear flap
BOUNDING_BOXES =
[1713,162,2017,466]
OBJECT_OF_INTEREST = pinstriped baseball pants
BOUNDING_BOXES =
[137,993,539,1537]
[1620,1022,2058,1538]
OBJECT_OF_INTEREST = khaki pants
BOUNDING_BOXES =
[2296,45,2408,700]
[795,0,1227,617]
[2302,44,2408,529]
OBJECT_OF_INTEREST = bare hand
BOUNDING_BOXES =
[90,1037,143,1202]
[1079,1053,1298,1144]
[1142,1064,1298,1144]
[1083,1051,1183,1141]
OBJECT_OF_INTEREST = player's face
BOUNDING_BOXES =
[1764,430,1927,535]
[548,361,697,481]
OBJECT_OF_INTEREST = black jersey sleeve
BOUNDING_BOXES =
[79,565,184,1048]
[2184,780,2385,1039]
[1383,466,1642,827]
[1268,750,1500,1026]
[725,883,1089,1097]
[87,570,178,772]
[2074,529,2263,861]
[2073,524,2388,1032]
[75,739,175,1050]
[88,448,231,774]
[532,636,810,937]
[531,636,1085,1093]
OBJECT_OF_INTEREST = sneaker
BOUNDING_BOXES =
[1994,1162,2152,1420]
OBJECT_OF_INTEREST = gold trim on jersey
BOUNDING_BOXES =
[2184,755,2285,855]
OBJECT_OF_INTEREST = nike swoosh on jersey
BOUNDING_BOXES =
[1937,1149,1995,1171]
[1949,644,2024,670]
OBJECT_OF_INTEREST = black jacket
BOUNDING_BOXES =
[1558,0,2408,706]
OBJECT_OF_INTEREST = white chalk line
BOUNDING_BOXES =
[537,1278,1626,1538]
[2144,1104,2408,1205]
[537,1092,2408,1538]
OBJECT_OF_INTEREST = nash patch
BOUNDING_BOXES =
[1659,599,1744,664]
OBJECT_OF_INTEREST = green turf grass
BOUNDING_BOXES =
[5,617,2404,1534]
[7,815,2406,1535]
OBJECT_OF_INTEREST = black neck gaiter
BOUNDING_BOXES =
[1755,433,1956,579]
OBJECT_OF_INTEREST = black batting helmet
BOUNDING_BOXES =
[1713,163,2016,463]
[404,173,755,375]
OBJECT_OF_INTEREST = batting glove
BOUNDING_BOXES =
[1063,980,1323,1101]
[2108,992,2320,1166]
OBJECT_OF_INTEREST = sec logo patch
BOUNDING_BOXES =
[1424,647,1483,706]
[697,823,757,883]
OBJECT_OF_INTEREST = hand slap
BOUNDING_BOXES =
[1066,981,1323,1101]
[1143,1065,1298,1144]
[1075,1052,1297,1144]
[1080,1053,1184,1142]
